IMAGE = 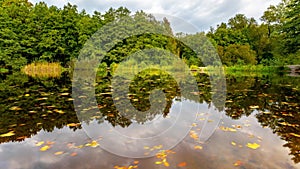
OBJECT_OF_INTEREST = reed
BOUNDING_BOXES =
[22,62,62,78]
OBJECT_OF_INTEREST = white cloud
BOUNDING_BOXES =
[29,0,281,31]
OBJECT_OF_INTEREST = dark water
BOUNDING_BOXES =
[0,70,300,169]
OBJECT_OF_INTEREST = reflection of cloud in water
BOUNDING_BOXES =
[1,106,299,168]
[82,99,204,157]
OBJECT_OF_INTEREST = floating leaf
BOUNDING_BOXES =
[189,131,199,140]
[10,106,22,111]
[155,161,162,165]
[16,136,27,140]
[234,160,242,167]
[249,105,259,109]
[246,143,260,149]
[232,125,242,129]
[40,145,50,151]
[54,109,65,114]
[163,161,170,167]
[0,131,15,137]
[290,133,300,138]
[178,162,187,167]
[54,151,64,155]
[153,145,163,149]
[67,123,80,127]
[75,145,84,149]
[35,141,45,146]
[219,126,237,132]
[194,145,203,150]
[25,94,30,97]
[231,141,236,146]
[46,141,55,145]
[70,152,77,156]
[85,140,99,147]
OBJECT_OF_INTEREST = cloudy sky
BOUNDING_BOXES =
[28,0,281,32]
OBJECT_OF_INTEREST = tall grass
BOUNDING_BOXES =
[22,62,62,78]
[189,65,287,77]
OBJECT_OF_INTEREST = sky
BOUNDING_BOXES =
[28,0,281,32]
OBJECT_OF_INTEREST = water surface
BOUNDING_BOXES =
[0,71,299,169]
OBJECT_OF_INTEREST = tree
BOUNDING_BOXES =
[282,0,300,54]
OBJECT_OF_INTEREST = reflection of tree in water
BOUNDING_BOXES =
[224,75,300,163]
[0,72,80,144]
[1,70,300,164]
[95,69,181,125]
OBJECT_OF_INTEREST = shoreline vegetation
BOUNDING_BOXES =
[3,61,292,78]
[0,0,298,77]
[21,62,63,78]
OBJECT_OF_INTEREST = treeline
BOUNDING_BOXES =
[0,0,299,70]
[207,0,299,66]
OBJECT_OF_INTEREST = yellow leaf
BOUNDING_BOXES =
[228,128,237,132]
[246,143,260,149]
[154,145,163,149]
[54,151,64,155]
[219,126,237,132]
[67,123,80,127]
[35,141,45,146]
[249,105,259,109]
[189,131,199,140]
[10,106,22,111]
[144,146,150,149]
[75,145,84,149]
[54,109,65,114]
[164,161,170,167]
[155,161,162,165]
[85,140,99,147]
[25,94,30,97]
[40,145,50,151]
[290,133,300,137]
[231,141,236,146]
[0,131,15,137]
[194,145,203,150]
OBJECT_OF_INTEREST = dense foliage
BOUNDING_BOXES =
[0,0,299,69]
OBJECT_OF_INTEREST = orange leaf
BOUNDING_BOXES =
[234,160,242,167]
[178,162,187,167]
[54,151,64,155]
[70,152,77,156]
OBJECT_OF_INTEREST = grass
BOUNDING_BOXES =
[190,65,288,77]
[22,62,62,78]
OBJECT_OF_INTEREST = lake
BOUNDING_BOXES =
[0,69,299,169]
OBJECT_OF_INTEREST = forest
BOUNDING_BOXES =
[0,0,299,70]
